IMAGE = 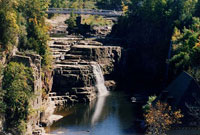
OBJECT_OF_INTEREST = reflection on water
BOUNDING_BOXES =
[91,64,109,125]
[46,92,140,135]
[91,95,106,125]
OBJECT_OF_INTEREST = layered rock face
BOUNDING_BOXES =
[10,52,45,135]
[49,37,121,104]
[53,64,96,103]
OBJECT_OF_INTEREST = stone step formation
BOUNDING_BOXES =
[49,37,121,104]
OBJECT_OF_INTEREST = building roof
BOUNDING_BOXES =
[160,72,200,106]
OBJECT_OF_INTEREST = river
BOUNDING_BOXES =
[45,92,142,135]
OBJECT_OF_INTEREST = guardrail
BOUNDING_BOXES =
[47,8,123,17]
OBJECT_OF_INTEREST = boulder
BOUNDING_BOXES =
[105,80,116,91]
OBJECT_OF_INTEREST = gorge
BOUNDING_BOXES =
[0,8,124,133]
[2,0,200,134]
[42,34,124,134]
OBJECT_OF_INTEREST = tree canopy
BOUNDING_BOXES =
[50,0,67,8]
[0,0,52,69]
[110,0,200,89]
[170,17,200,83]
[3,62,34,134]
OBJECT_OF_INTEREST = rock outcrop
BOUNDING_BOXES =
[10,52,45,135]
[105,80,116,91]
[49,37,121,104]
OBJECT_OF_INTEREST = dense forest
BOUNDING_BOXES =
[0,0,52,68]
[111,0,200,92]
[50,0,130,9]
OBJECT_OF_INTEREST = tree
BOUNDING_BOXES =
[96,0,122,10]
[65,12,78,35]
[70,0,84,9]
[0,0,19,50]
[0,63,6,114]
[67,0,97,9]
[48,0,67,18]
[22,0,52,68]
[49,0,66,8]
[0,0,52,68]
[121,0,130,14]
[145,101,183,135]
[170,17,200,82]
[110,0,199,90]
[2,62,34,134]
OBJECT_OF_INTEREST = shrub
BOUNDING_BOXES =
[144,101,183,135]
[143,95,157,113]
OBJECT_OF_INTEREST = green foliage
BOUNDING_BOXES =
[170,17,200,81]
[0,62,4,78]
[0,63,6,114]
[112,0,199,48]
[68,0,96,9]
[48,0,67,18]
[65,14,95,36]
[0,0,52,132]
[96,0,122,10]
[83,0,97,9]
[112,0,186,45]
[0,0,19,50]
[66,0,129,10]
[0,0,52,68]
[143,95,157,113]
[110,0,200,88]
[0,89,5,114]
[2,62,34,134]
[82,15,112,26]
[49,0,67,8]
[69,0,85,9]
[21,0,52,68]
[65,12,78,35]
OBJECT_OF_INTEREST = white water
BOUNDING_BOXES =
[92,64,109,96]
[91,64,109,125]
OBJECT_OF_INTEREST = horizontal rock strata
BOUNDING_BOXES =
[49,37,121,103]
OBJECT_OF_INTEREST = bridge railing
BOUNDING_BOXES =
[47,8,123,17]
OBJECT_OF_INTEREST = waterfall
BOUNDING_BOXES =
[92,64,109,96]
[91,64,109,125]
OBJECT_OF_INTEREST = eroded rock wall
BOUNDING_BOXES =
[10,52,54,135]
[49,37,122,104]
[11,52,43,134]
[68,45,121,75]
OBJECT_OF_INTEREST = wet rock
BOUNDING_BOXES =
[105,80,116,91]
